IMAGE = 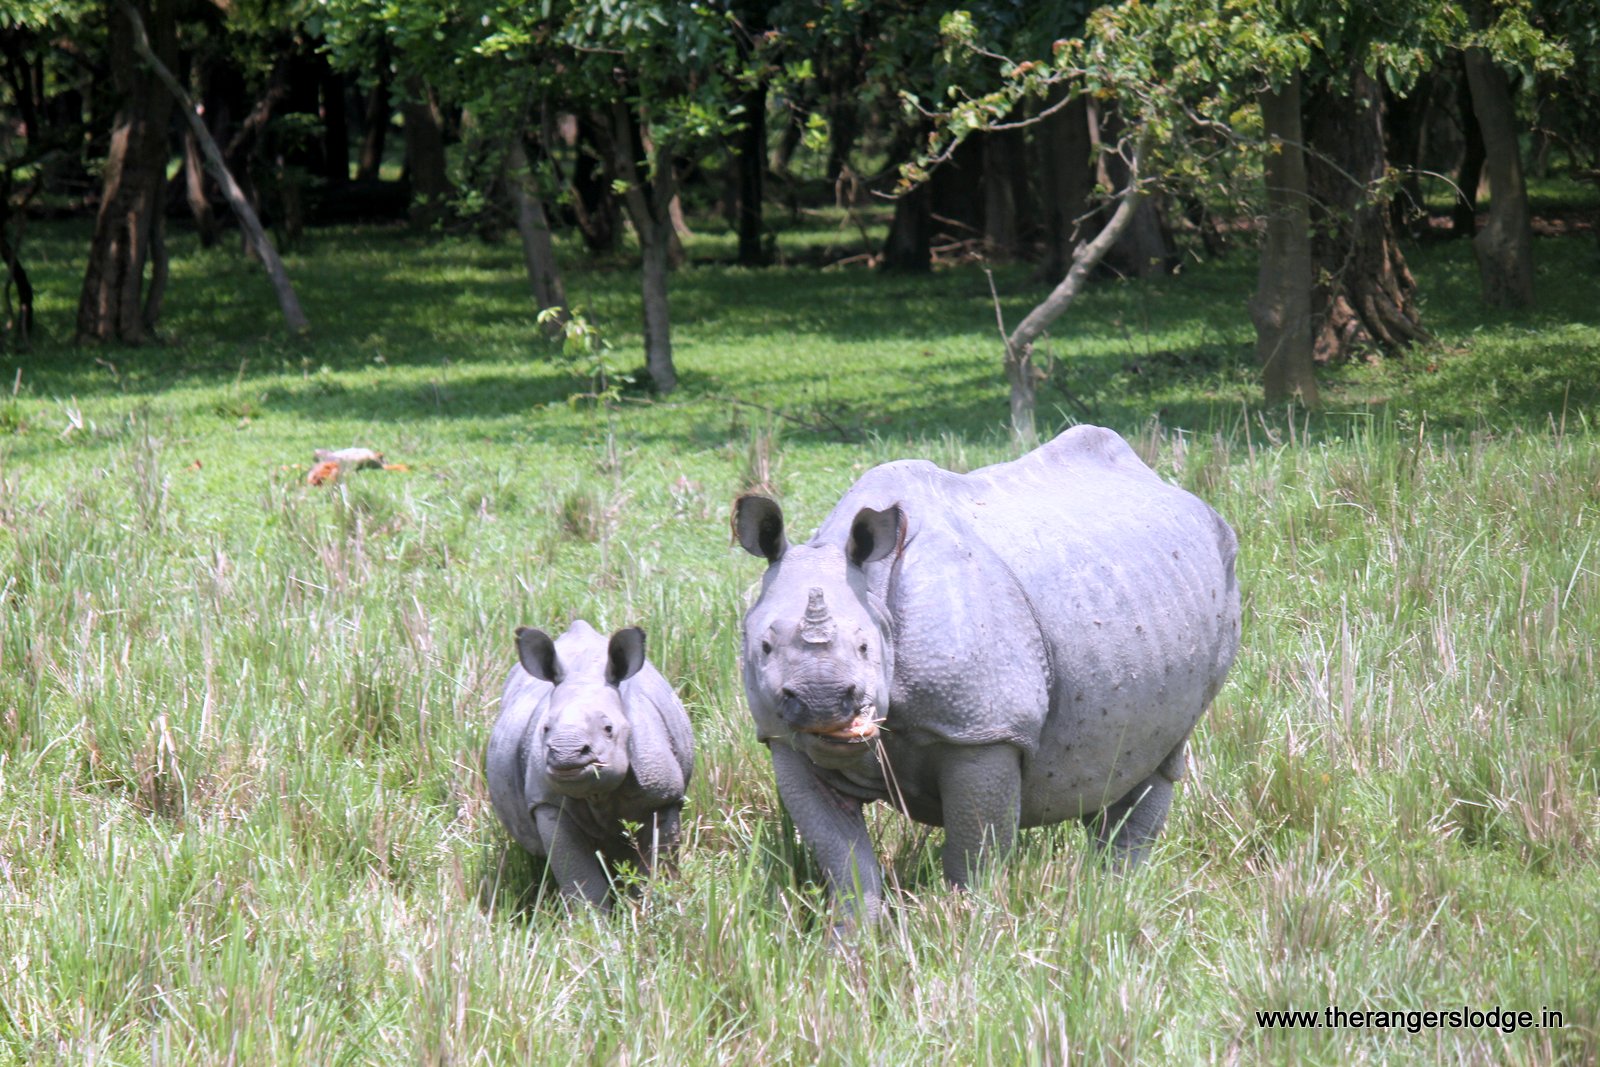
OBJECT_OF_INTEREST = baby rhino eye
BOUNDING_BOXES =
[761,640,773,655]
[858,642,869,657]
[603,724,614,737]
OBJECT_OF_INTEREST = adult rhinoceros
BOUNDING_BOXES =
[733,425,1239,919]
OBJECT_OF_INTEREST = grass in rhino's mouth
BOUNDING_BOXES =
[548,762,610,779]
[803,708,884,743]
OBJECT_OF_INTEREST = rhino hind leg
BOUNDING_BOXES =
[1082,755,1182,869]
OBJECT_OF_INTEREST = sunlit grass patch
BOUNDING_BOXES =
[0,219,1597,1062]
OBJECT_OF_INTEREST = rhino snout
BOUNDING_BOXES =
[546,745,598,772]
[779,683,863,729]
[544,729,610,779]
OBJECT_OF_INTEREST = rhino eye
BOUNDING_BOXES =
[761,640,772,655]
[858,642,869,657]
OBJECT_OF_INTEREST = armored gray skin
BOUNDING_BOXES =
[486,621,694,907]
[734,425,1239,920]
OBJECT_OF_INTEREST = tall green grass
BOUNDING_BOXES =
[0,219,1597,1063]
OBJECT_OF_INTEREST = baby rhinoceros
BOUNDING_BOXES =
[486,621,694,907]
[734,425,1240,921]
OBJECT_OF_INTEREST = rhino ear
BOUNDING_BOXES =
[515,627,564,684]
[733,494,787,563]
[847,505,905,567]
[606,627,646,686]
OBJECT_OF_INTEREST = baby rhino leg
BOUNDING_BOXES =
[1082,740,1185,869]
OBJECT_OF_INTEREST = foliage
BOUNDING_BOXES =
[919,0,1571,194]
[538,304,632,407]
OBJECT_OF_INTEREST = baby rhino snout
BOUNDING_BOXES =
[546,740,596,772]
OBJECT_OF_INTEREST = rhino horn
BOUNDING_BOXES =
[800,587,836,645]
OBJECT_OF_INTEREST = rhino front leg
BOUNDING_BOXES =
[534,804,611,908]
[770,742,884,922]
[937,743,1023,888]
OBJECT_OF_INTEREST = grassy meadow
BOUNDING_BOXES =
[1,215,1599,1064]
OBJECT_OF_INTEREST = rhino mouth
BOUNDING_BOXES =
[546,761,608,781]
[800,707,883,745]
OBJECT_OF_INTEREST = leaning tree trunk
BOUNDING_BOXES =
[117,0,309,336]
[1003,147,1146,442]
[505,136,566,333]
[1092,101,1174,278]
[1304,68,1429,362]
[1463,8,1534,308]
[182,126,218,247]
[180,54,219,247]
[594,102,678,394]
[1249,74,1319,407]
[76,0,175,343]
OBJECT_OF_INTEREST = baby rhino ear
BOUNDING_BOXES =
[606,627,646,686]
[515,627,563,684]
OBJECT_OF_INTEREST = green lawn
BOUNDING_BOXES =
[1,218,1597,1063]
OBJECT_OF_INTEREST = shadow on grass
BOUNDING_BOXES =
[12,217,1599,446]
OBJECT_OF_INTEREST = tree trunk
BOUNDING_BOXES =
[594,102,678,394]
[1037,89,1094,279]
[76,0,175,343]
[1451,60,1486,239]
[982,124,1028,260]
[0,202,34,345]
[1093,101,1174,277]
[639,212,675,392]
[882,181,932,272]
[357,58,391,181]
[572,116,619,253]
[1304,68,1429,362]
[930,134,983,237]
[1384,81,1428,237]
[506,136,566,331]
[825,84,859,185]
[115,0,309,336]
[1004,154,1146,441]
[736,83,766,266]
[1249,75,1319,407]
[770,105,802,176]
[320,61,349,186]
[401,73,450,231]
[1463,14,1534,307]
[183,125,219,247]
